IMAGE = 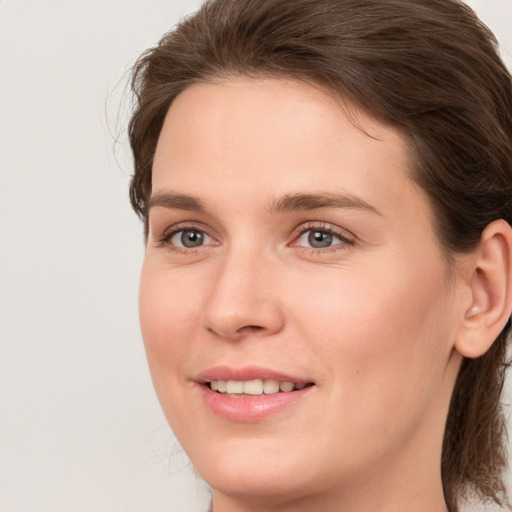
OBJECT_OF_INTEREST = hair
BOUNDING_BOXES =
[127,0,512,510]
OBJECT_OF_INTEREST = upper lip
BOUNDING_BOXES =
[195,365,313,384]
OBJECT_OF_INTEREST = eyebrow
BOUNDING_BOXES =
[147,192,205,213]
[147,191,382,216]
[268,192,382,216]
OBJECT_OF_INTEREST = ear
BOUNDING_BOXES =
[455,219,512,359]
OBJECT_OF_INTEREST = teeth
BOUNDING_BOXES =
[263,379,280,394]
[209,379,309,395]
[226,380,244,394]
[244,379,263,395]
[279,381,294,392]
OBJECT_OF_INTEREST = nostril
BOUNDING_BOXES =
[239,325,264,333]
[207,324,265,339]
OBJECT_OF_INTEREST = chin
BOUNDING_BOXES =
[185,437,336,504]
[186,440,310,498]
[201,466,315,505]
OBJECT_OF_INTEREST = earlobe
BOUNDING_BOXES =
[455,220,512,359]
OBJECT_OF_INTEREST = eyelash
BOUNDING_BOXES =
[156,222,217,254]
[156,221,355,255]
[291,222,355,254]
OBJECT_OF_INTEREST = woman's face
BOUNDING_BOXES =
[140,78,464,507]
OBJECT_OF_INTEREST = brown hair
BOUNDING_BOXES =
[128,1,512,510]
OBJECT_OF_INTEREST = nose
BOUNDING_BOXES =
[201,247,285,341]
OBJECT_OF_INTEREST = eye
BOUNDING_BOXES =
[169,229,213,248]
[301,230,337,248]
[154,222,219,256]
[292,224,354,251]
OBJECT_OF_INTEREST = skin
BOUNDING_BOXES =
[139,78,474,512]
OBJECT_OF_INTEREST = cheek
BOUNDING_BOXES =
[288,264,455,468]
[138,262,202,387]
[289,258,455,404]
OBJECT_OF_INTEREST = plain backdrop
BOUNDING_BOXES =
[0,1,511,511]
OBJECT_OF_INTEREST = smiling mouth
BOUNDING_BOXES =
[208,379,314,396]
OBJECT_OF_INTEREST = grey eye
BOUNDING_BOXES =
[307,230,333,248]
[182,230,204,247]
[171,229,206,248]
[294,227,351,251]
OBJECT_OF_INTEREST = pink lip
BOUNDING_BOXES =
[195,366,315,422]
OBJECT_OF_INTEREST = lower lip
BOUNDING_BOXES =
[199,384,313,422]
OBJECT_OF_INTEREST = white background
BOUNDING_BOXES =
[0,1,511,511]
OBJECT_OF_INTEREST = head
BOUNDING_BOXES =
[128,1,512,510]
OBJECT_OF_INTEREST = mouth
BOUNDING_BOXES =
[197,368,316,421]
[208,379,314,396]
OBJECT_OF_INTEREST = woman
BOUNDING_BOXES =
[127,0,512,511]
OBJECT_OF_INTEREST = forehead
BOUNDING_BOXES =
[154,77,406,158]
[151,77,424,221]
